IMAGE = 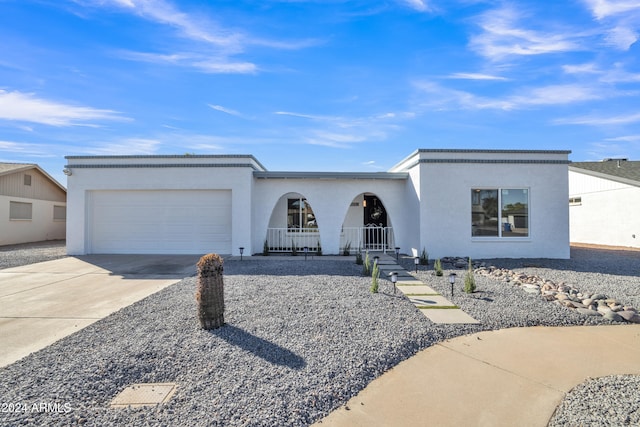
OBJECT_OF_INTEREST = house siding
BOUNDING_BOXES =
[569,170,640,248]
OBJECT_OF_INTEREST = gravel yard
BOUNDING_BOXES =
[0,243,638,426]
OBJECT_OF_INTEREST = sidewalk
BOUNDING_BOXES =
[316,324,640,427]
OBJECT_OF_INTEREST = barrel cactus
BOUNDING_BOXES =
[195,253,225,329]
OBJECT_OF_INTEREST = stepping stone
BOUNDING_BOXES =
[408,295,456,308]
[397,285,439,295]
[396,279,425,286]
[419,309,480,324]
[111,383,177,408]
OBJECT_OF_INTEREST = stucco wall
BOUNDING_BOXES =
[65,156,256,255]
[569,171,640,248]
[0,195,66,246]
[253,178,412,255]
[413,153,570,259]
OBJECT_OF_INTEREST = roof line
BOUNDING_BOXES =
[65,154,268,171]
[0,163,66,192]
[254,171,408,180]
[568,165,640,188]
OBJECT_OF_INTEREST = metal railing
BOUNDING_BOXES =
[340,226,394,253]
[265,226,395,253]
[265,228,321,253]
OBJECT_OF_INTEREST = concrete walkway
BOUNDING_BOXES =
[0,255,200,367]
[376,255,479,324]
[316,324,640,427]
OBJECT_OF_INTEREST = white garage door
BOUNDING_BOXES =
[89,190,232,254]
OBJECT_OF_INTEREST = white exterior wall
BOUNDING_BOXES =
[65,156,256,255]
[253,178,413,255]
[409,151,570,259]
[569,171,640,248]
[0,195,66,245]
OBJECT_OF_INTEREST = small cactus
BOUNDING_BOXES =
[434,258,443,276]
[370,260,379,293]
[195,253,225,330]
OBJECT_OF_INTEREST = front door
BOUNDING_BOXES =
[363,195,387,249]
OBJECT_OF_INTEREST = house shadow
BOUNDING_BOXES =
[210,324,306,370]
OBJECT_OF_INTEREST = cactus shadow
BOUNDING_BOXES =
[210,324,306,370]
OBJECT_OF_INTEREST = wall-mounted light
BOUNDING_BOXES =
[362,199,367,207]
[63,168,72,176]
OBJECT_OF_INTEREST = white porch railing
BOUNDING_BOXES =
[265,227,395,254]
[340,227,395,253]
[266,228,321,253]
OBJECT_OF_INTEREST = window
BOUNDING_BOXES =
[472,189,528,238]
[287,198,317,230]
[10,201,32,220]
[569,197,582,206]
[24,174,31,186]
[53,205,66,221]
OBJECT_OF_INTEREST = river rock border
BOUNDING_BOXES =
[441,257,640,324]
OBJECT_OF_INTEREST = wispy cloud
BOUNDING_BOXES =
[273,109,410,148]
[398,0,431,12]
[415,82,611,111]
[582,0,640,50]
[582,0,640,20]
[470,6,583,60]
[0,90,127,126]
[446,72,508,81]
[86,0,319,73]
[0,140,59,158]
[208,104,246,117]
[82,138,161,155]
[555,112,640,126]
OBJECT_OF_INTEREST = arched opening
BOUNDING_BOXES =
[340,193,395,253]
[265,192,321,253]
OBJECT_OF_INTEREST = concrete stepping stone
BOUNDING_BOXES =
[408,295,457,308]
[419,308,480,324]
[397,285,439,295]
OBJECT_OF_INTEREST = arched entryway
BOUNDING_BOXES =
[340,193,395,252]
[265,192,322,253]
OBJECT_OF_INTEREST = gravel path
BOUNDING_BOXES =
[0,245,638,426]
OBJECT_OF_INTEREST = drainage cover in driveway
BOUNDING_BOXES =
[110,383,177,408]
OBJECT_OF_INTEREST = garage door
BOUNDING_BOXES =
[88,190,232,254]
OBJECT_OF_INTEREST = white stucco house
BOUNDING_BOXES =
[569,159,640,249]
[65,149,571,259]
[1,163,67,246]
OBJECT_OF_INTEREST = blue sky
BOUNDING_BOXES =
[1,0,640,185]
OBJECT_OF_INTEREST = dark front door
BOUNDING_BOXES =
[363,195,387,249]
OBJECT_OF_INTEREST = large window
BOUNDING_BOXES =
[287,198,317,230]
[10,201,32,220]
[472,189,528,238]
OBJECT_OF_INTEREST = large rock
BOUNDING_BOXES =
[618,311,640,323]
[603,311,624,322]
[577,308,601,317]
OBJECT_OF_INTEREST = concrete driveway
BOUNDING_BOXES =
[0,254,201,367]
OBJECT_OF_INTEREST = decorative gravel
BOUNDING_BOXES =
[0,245,638,426]
[0,240,67,270]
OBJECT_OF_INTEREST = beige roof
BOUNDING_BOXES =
[0,163,66,192]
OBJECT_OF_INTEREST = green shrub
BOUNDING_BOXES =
[355,251,363,265]
[464,257,476,293]
[434,258,443,276]
[291,240,298,256]
[420,248,429,265]
[316,241,322,256]
[370,260,379,293]
[363,251,371,276]
[263,239,269,256]
[343,241,351,256]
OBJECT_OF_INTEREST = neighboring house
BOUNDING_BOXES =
[569,158,640,249]
[0,163,67,246]
[65,149,571,259]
